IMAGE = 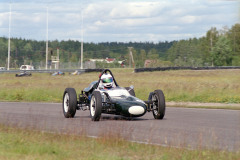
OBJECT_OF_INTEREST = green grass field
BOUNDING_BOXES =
[0,125,239,160]
[0,69,240,104]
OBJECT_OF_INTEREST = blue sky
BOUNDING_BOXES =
[0,0,239,42]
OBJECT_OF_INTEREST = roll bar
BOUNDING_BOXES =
[96,69,119,88]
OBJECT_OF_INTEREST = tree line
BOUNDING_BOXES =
[0,23,239,68]
[167,24,240,67]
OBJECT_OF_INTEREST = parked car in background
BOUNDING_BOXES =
[20,65,34,70]
[0,67,6,70]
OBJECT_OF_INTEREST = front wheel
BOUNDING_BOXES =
[90,91,102,121]
[152,90,165,119]
[62,88,77,118]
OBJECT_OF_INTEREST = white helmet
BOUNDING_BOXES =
[101,73,113,88]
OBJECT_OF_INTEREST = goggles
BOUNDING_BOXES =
[102,77,113,83]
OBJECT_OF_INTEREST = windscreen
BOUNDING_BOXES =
[106,88,130,97]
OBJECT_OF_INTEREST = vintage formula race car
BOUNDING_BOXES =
[15,72,32,77]
[51,71,65,76]
[62,69,166,121]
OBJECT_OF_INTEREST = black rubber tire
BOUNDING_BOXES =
[125,87,136,97]
[62,88,77,118]
[90,91,102,121]
[152,90,165,119]
[15,74,18,77]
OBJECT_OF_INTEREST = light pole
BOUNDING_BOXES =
[7,3,11,70]
[46,7,48,69]
[80,9,83,69]
[128,47,135,68]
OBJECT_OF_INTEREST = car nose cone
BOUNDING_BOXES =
[128,106,145,115]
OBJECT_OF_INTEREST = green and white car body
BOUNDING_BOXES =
[98,87,147,117]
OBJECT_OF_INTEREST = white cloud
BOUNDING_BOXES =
[0,12,9,28]
[0,0,238,42]
[178,15,200,24]
[109,2,164,18]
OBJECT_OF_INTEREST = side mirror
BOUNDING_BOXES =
[130,85,134,90]
[128,85,134,91]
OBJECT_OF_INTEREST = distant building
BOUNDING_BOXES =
[144,60,157,67]
[51,56,59,69]
[89,59,105,62]
[89,58,116,63]
[105,57,115,63]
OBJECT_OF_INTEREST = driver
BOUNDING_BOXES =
[101,73,114,89]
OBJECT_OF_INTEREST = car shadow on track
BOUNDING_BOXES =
[100,115,149,121]
[74,114,149,121]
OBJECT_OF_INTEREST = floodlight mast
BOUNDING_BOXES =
[46,7,48,69]
[128,47,135,68]
[80,9,83,69]
[7,3,11,70]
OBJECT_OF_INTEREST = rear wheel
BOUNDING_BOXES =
[90,91,102,121]
[152,90,165,119]
[62,88,77,118]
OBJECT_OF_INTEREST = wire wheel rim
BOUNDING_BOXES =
[152,94,159,115]
[64,93,69,113]
[90,96,96,116]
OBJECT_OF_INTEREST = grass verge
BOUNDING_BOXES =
[0,69,240,104]
[0,124,239,160]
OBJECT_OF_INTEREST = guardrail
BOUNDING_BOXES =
[0,68,103,73]
[134,66,240,73]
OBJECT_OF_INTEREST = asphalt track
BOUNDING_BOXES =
[0,102,239,151]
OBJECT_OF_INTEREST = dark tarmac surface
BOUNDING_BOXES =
[0,102,239,151]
